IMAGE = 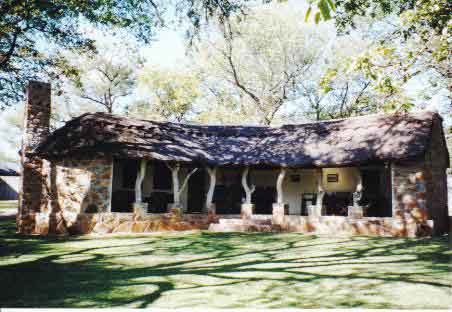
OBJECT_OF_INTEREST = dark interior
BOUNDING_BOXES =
[253,186,275,214]
[187,169,205,213]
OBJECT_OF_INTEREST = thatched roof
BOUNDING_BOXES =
[0,162,20,176]
[35,111,445,167]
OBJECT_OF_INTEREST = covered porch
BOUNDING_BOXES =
[111,158,393,220]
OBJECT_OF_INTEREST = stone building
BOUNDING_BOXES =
[0,162,20,200]
[17,81,450,236]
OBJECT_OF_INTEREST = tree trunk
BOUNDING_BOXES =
[206,167,217,207]
[276,167,287,204]
[135,159,147,203]
[316,168,325,209]
[241,166,255,204]
[167,163,197,206]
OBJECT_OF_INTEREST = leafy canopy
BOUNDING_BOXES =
[0,0,255,109]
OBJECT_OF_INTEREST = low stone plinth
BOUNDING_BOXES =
[272,203,287,225]
[241,204,254,219]
[307,205,322,217]
[282,215,433,237]
[348,206,363,218]
[207,203,216,222]
[133,202,148,218]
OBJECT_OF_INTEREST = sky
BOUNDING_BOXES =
[141,28,187,69]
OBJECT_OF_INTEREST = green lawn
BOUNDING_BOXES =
[0,200,17,211]
[0,218,451,309]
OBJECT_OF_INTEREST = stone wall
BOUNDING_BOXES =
[53,158,113,214]
[281,216,432,237]
[33,211,211,235]
[390,117,449,235]
[424,118,449,234]
[19,157,113,235]
[391,162,428,220]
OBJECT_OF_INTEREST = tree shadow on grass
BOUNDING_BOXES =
[0,218,450,308]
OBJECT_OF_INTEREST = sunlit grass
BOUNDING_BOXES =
[0,200,17,210]
[0,218,450,308]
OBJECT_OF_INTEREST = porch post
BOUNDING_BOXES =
[167,163,198,213]
[348,169,364,218]
[272,167,287,225]
[206,166,217,222]
[241,166,255,219]
[133,159,148,216]
[309,168,324,217]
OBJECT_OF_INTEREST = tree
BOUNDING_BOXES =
[307,0,451,121]
[65,33,143,114]
[129,67,201,122]
[195,4,328,125]
[0,0,254,109]
[0,0,162,108]
[0,105,23,162]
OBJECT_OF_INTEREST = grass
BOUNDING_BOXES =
[0,200,17,211]
[0,218,451,309]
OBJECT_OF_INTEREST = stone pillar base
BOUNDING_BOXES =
[348,206,363,218]
[241,203,254,219]
[133,202,148,218]
[307,204,321,217]
[207,203,216,222]
[272,203,287,225]
[17,213,36,235]
[167,203,182,222]
[48,212,69,235]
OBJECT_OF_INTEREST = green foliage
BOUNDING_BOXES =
[0,0,255,109]
[63,33,144,114]
[311,0,450,119]
[131,68,201,122]
[195,4,327,125]
[306,0,337,23]
[0,0,158,108]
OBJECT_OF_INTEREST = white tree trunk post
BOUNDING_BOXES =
[276,167,286,204]
[311,168,325,217]
[133,159,148,216]
[241,166,255,219]
[206,166,217,221]
[349,170,364,218]
[356,172,363,193]
[273,167,287,225]
[167,163,198,210]
[242,166,255,204]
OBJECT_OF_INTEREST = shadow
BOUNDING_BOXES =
[0,218,450,308]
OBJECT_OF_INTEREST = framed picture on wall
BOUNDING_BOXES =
[327,173,339,183]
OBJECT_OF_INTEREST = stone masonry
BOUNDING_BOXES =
[18,81,51,234]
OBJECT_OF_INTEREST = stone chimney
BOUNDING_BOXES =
[18,81,51,233]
